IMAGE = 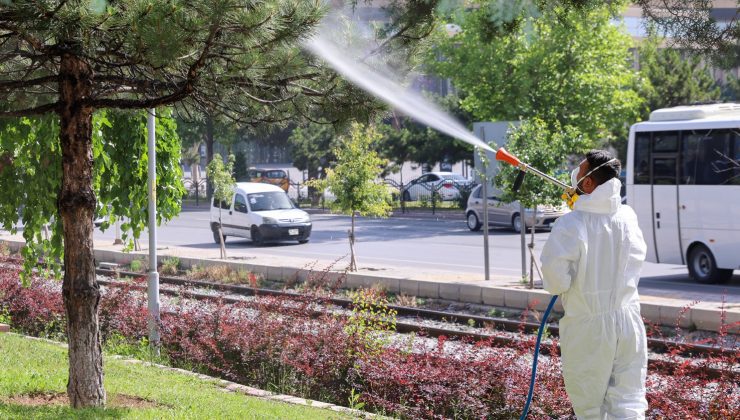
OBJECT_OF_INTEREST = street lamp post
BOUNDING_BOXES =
[147,108,160,354]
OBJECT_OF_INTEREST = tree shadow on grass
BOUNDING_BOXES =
[0,403,133,419]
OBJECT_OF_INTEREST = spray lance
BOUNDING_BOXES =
[493,147,570,420]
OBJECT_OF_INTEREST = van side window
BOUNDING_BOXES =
[234,194,248,213]
[220,198,231,210]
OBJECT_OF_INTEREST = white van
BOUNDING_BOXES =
[210,182,312,245]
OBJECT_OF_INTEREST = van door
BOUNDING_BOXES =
[231,193,251,240]
[651,132,683,264]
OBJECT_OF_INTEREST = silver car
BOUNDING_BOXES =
[465,185,569,233]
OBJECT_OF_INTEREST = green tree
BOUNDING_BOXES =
[494,118,588,209]
[429,2,643,150]
[722,74,740,101]
[176,112,239,198]
[233,150,248,182]
[310,124,392,271]
[638,33,721,117]
[288,123,343,204]
[206,154,236,259]
[0,1,360,408]
[182,142,204,204]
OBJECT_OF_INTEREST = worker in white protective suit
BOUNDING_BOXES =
[541,150,648,419]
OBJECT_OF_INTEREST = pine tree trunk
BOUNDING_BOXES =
[58,53,106,408]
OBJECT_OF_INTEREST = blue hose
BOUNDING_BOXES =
[520,295,558,420]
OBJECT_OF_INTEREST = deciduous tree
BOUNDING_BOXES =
[309,123,391,271]
[429,2,643,149]
[206,153,235,259]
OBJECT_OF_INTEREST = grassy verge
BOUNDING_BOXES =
[0,333,347,419]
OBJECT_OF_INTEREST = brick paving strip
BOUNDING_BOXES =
[7,334,379,418]
[0,323,9,333]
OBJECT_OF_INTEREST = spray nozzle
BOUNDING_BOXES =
[496,147,521,168]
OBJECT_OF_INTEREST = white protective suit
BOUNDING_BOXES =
[541,178,648,420]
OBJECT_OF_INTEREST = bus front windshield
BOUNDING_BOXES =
[247,192,294,211]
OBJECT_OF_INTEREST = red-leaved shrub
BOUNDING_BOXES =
[0,256,737,419]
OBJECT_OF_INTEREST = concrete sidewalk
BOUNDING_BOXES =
[1,235,737,334]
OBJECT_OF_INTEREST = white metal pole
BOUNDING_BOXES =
[147,108,160,353]
[520,202,527,280]
[478,127,490,281]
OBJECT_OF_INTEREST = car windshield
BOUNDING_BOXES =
[264,170,287,179]
[247,191,294,211]
[441,174,467,181]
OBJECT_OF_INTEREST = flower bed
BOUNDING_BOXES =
[0,256,737,419]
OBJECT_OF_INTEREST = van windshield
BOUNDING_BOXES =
[247,192,294,211]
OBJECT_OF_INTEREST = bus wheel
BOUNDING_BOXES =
[687,244,733,284]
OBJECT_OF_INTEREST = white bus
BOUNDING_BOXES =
[626,103,740,284]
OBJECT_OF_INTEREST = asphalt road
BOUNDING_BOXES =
[91,209,740,295]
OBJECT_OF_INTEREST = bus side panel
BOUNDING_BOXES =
[629,184,658,263]
[681,185,740,270]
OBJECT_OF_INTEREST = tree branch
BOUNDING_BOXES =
[0,101,59,117]
[0,75,58,90]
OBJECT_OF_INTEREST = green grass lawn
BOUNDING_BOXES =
[0,334,349,419]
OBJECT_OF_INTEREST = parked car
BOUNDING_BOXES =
[465,184,569,233]
[241,168,290,192]
[210,182,311,245]
[401,172,474,201]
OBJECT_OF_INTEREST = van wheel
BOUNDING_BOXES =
[298,239,309,244]
[251,226,264,246]
[466,212,481,231]
[212,227,225,244]
[512,214,523,234]
[687,244,733,284]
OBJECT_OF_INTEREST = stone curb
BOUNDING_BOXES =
[6,333,375,418]
[1,239,737,334]
[0,323,10,333]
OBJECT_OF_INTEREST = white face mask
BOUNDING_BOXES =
[571,159,618,195]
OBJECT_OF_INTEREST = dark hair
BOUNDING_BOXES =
[585,150,621,186]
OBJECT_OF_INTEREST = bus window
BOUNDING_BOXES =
[688,129,740,185]
[680,130,707,185]
[652,158,677,185]
[653,132,678,152]
[634,133,651,184]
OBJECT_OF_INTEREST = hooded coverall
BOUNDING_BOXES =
[541,178,648,419]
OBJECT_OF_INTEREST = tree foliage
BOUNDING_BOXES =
[0,109,183,275]
[637,33,722,116]
[206,153,235,259]
[429,2,643,149]
[494,118,589,209]
[309,123,391,271]
[636,0,740,69]
[314,123,391,218]
[95,109,185,248]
